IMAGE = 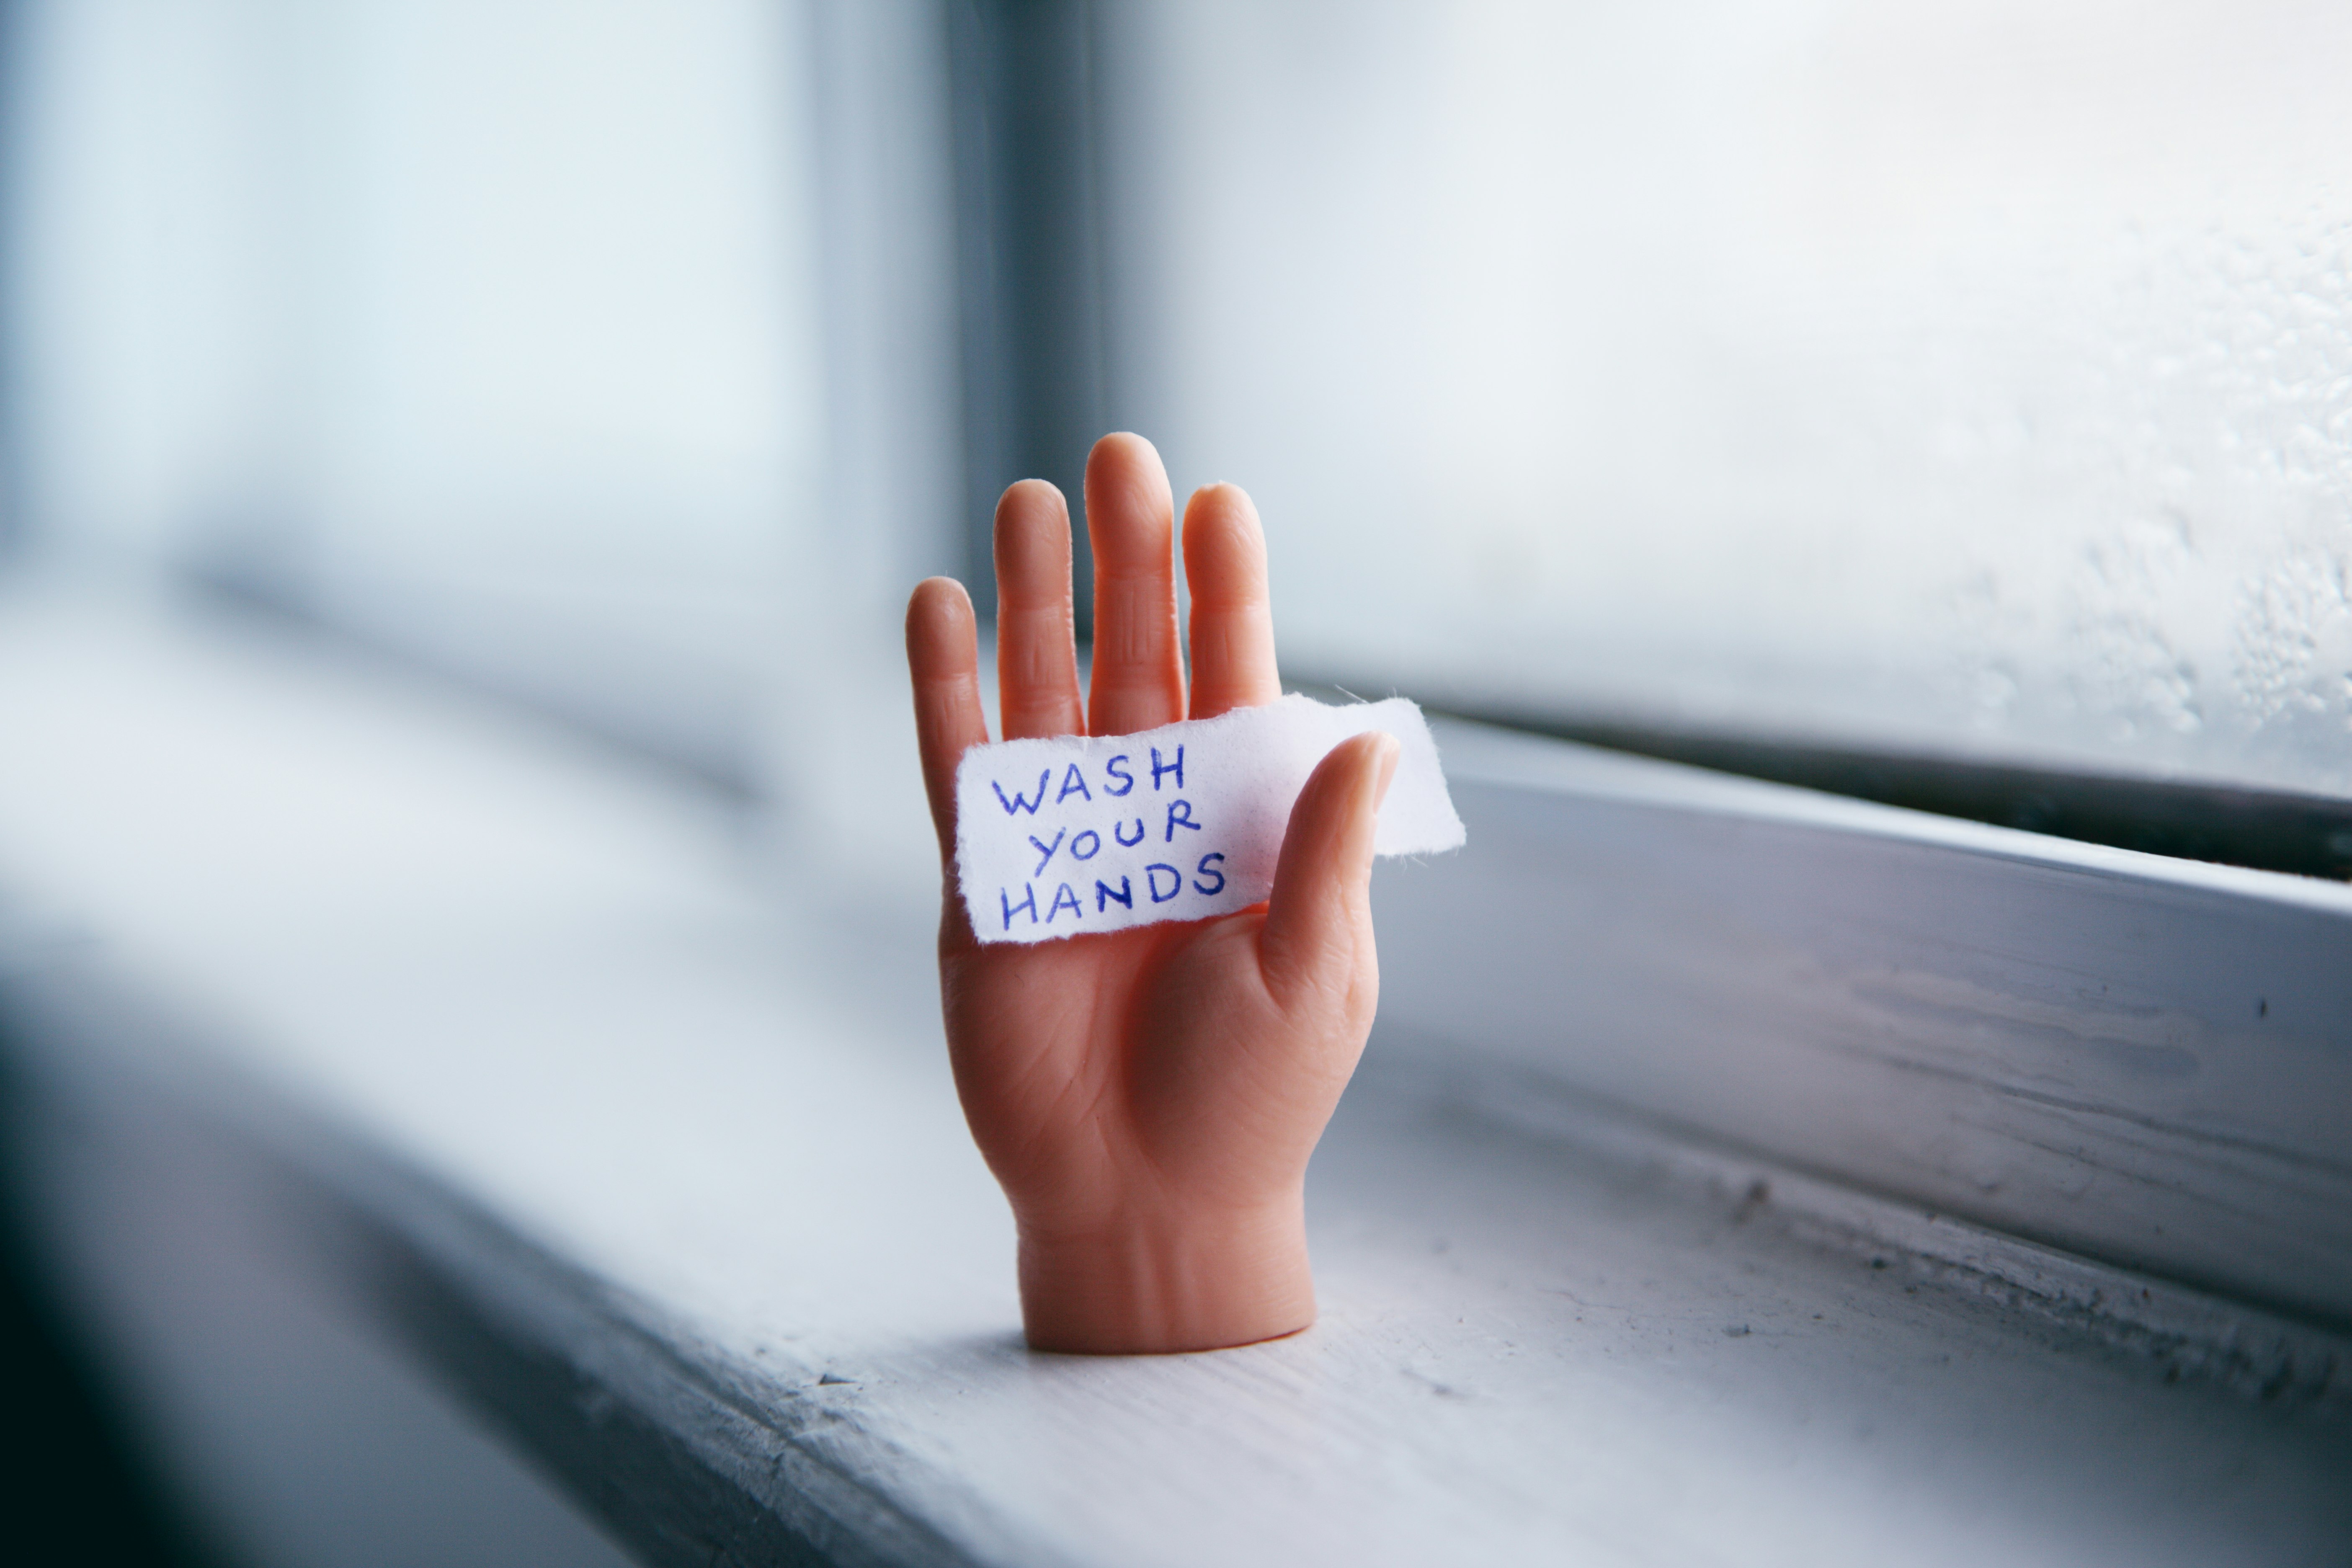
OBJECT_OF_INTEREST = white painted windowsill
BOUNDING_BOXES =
[1,586,2347,1568]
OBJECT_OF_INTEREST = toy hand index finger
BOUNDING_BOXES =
[995,480,1086,741]
[1085,433,1186,737]
[906,577,990,867]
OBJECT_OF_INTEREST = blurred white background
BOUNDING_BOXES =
[1101,0,2352,797]
[5,0,2349,816]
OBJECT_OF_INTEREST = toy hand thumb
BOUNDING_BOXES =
[1258,730,1400,1007]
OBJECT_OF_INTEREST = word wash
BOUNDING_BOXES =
[953,694,1465,944]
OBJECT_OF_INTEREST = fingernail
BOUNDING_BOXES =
[1373,732,1401,807]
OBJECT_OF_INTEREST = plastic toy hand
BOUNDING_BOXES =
[906,434,1398,1354]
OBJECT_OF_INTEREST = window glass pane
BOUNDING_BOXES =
[1099,0,2352,800]
[285,0,822,610]
[7,0,826,784]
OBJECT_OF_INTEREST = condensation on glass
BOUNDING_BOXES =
[1096,0,2352,800]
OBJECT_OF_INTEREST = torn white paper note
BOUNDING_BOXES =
[954,693,1465,944]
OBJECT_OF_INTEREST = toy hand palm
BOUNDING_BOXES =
[906,435,1398,1354]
